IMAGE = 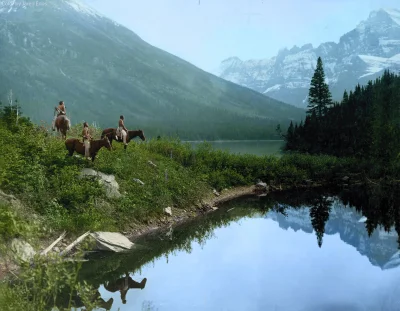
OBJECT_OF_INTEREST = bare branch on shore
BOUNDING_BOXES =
[60,231,91,257]
[40,231,66,256]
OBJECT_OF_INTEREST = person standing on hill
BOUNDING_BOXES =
[82,122,91,158]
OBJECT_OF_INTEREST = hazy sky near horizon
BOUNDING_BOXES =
[84,0,399,72]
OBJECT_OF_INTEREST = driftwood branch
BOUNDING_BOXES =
[60,231,91,257]
[40,231,67,256]
[366,176,380,185]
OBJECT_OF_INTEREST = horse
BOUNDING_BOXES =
[101,128,146,150]
[54,115,71,140]
[65,136,111,162]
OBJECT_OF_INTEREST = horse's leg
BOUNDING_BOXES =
[109,136,116,150]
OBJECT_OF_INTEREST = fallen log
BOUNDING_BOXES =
[60,231,91,257]
[40,231,66,256]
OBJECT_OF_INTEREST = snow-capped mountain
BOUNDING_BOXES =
[266,199,400,270]
[217,8,400,108]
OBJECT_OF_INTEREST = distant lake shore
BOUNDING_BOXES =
[184,140,285,157]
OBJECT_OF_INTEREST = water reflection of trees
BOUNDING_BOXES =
[339,183,400,245]
[74,183,400,308]
[309,196,332,247]
[262,188,334,247]
[265,183,400,249]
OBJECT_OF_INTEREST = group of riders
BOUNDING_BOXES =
[52,101,129,158]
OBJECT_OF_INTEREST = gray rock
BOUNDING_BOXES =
[80,168,121,198]
[0,189,24,211]
[213,189,220,196]
[148,160,157,168]
[90,232,135,252]
[133,178,145,185]
[255,181,269,191]
[11,239,36,263]
[164,206,172,216]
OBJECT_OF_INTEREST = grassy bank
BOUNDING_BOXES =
[0,109,366,237]
[0,108,373,310]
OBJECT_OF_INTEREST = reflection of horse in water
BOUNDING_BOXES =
[53,289,113,311]
[54,115,71,140]
[104,274,147,304]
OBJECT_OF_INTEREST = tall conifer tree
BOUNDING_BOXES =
[307,57,332,118]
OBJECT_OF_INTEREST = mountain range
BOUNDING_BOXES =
[216,8,400,108]
[0,0,305,140]
[266,200,400,270]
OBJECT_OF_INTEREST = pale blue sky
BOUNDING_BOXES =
[84,0,400,72]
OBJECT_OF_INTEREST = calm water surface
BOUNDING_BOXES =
[187,140,284,157]
[75,186,400,311]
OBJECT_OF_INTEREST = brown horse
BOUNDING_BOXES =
[54,115,71,140]
[65,136,111,162]
[101,128,146,150]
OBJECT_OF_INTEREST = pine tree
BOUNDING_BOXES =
[284,121,295,150]
[342,90,349,105]
[307,57,332,118]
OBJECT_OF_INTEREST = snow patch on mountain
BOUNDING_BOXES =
[263,84,281,93]
[64,0,104,18]
[383,8,400,26]
[358,54,400,78]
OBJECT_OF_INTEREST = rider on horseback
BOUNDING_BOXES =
[115,115,128,147]
[82,122,92,158]
[52,101,66,131]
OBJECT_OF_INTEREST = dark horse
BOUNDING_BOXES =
[65,136,111,162]
[54,115,71,140]
[100,128,146,150]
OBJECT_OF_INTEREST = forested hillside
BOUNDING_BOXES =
[285,57,400,171]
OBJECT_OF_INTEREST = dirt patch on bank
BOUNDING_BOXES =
[126,185,256,240]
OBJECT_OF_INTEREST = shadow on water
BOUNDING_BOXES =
[65,182,400,310]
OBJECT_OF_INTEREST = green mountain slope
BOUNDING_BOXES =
[0,0,305,139]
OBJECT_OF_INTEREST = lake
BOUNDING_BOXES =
[186,140,284,157]
[70,185,400,311]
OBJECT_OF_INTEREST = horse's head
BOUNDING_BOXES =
[138,129,146,141]
[103,136,112,151]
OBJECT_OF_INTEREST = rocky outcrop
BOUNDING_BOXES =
[89,232,135,252]
[80,168,121,199]
[164,207,172,216]
[10,239,36,263]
